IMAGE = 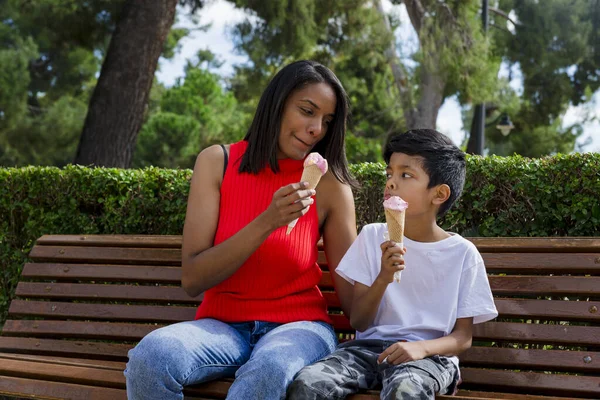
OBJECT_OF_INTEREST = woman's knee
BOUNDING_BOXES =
[127,327,187,377]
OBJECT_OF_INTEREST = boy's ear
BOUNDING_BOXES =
[432,184,451,206]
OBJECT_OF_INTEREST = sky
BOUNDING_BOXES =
[156,0,600,152]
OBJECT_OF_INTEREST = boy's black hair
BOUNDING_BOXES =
[239,60,354,186]
[384,129,466,216]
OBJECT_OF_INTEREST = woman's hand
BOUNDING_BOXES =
[261,182,315,230]
[376,241,406,284]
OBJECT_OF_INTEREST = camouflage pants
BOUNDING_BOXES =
[287,339,460,400]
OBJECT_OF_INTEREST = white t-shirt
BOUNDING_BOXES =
[336,223,498,343]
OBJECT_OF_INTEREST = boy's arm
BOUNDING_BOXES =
[377,317,473,365]
[350,241,405,332]
[349,281,387,332]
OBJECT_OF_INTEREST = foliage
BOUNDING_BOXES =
[0,0,195,167]
[134,63,249,169]
[2,154,599,326]
[482,0,599,156]
[228,0,402,162]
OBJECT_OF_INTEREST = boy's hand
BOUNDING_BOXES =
[378,341,427,365]
[377,241,406,284]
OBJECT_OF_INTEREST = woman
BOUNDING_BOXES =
[125,60,357,400]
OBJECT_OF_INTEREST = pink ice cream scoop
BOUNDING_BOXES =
[286,152,328,235]
[383,196,408,211]
[304,152,328,175]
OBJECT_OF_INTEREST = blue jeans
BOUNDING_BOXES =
[124,318,337,400]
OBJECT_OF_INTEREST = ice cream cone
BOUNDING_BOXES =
[385,209,405,282]
[300,164,324,190]
[383,196,408,283]
[384,208,405,243]
[286,165,325,235]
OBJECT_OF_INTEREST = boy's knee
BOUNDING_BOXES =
[287,369,327,400]
[287,377,314,399]
[388,377,436,400]
[287,365,339,400]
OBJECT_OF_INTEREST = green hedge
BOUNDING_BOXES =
[1,153,599,328]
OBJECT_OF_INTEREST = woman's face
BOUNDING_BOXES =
[277,82,337,160]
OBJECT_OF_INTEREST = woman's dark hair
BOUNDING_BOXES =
[239,60,355,186]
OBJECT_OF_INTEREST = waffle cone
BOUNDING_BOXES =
[301,164,325,189]
[385,209,405,243]
[286,165,325,235]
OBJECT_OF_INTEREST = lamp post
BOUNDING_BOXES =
[473,0,489,155]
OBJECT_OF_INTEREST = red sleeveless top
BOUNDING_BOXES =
[194,141,331,324]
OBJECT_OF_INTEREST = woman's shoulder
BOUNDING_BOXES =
[317,170,353,204]
[195,145,223,168]
[318,168,352,192]
[193,144,232,185]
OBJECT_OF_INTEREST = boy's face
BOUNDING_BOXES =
[384,152,442,218]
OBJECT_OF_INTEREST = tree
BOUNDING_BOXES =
[134,54,248,169]
[226,0,498,162]
[0,0,201,167]
[479,0,599,156]
[0,0,119,166]
[74,0,179,167]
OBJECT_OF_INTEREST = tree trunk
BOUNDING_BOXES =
[74,0,178,167]
[412,68,446,128]
[376,0,449,130]
[373,0,416,128]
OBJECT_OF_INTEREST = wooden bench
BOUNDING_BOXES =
[0,235,599,399]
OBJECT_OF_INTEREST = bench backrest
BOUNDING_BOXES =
[1,235,599,398]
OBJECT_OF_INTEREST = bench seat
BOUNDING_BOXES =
[1,235,599,399]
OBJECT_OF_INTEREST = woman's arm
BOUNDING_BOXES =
[181,145,315,297]
[320,173,357,317]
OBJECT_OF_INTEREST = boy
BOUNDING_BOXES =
[288,129,498,400]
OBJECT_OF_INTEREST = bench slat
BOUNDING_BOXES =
[28,246,600,274]
[9,300,197,323]
[36,234,182,248]
[15,282,201,304]
[448,390,581,400]
[21,263,182,283]
[460,346,600,373]
[472,321,600,346]
[459,367,600,398]
[0,337,131,360]
[29,246,182,265]
[0,353,125,370]
[494,298,600,322]
[482,253,600,274]
[0,357,125,389]
[323,273,599,295]
[15,276,598,308]
[11,291,598,325]
[469,237,600,253]
[11,319,598,346]
[489,276,600,295]
[3,317,353,341]
[0,375,127,400]
[35,235,600,253]
[2,320,160,341]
